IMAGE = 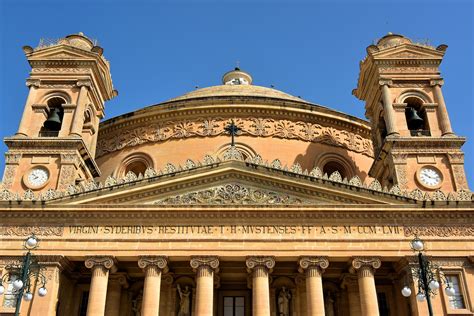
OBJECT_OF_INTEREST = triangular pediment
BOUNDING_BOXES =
[28,45,97,61]
[373,44,444,59]
[47,159,415,206]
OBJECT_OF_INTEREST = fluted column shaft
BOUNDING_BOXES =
[139,256,168,316]
[246,256,275,316]
[85,257,115,316]
[431,80,454,136]
[298,257,328,316]
[380,82,398,136]
[306,267,324,315]
[196,265,214,315]
[191,256,219,316]
[352,258,381,316]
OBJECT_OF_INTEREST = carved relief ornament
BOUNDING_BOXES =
[153,183,306,205]
[96,117,374,158]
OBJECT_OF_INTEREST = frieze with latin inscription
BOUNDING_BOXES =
[1,224,472,239]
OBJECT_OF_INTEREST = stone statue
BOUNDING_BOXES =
[132,289,143,316]
[177,284,191,316]
[278,286,291,316]
[325,292,335,316]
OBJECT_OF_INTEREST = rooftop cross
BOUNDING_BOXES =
[224,120,241,146]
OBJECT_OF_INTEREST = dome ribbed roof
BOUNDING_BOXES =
[166,84,308,103]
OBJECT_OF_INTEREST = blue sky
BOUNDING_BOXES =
[0,0,473,188]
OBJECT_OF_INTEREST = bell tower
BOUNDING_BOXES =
[2,33,117,193]
[353,33,468,192]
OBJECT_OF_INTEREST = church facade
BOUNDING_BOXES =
[0,33,473,316]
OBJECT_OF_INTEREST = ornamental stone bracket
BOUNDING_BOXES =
[190,256,220,273]
[138,255,169,274]
[85,256,117,273]
[246,256,276,274]
[298,256,329,274]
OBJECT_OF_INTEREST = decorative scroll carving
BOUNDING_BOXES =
[138,256,169,273]
[190,256,219,272]
[96,117,374,158]
[351,257,381,270]
[153,183,306,205]
[0,225,64,236]
[246,256,276,271]
[298,256,329,273]
[85,256,115,270]
[404,225,474,237]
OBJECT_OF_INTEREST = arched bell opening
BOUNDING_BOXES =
[404,97,430,136]
[39,97,65,137]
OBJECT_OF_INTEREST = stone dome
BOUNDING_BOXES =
[376,33,412,49]
[166,84,307,103]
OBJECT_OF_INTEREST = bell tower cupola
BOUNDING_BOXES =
[1,33,117,193]
[353,33,468,192]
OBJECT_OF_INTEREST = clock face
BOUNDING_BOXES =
[419,167,442,187]
[26,167,49,188]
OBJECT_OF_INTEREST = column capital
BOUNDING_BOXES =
[351,257,381,272]
[190,256,219,272]
[246,256,275,273]
[138,256,169,273]
[430,79,444,86]
[77,79,92,88]
[85,256,116,271]
[298,256,329,273]
[26,79,41,88]
[378,79,393,86]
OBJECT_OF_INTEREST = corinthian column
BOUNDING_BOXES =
[138,256,169,316]
[246,256,275,316]
[298,256,329,316]
[85,256,116,316]
[190,256,220,316]
[351,257,381,316]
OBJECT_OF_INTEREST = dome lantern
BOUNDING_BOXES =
[222,67,253,85]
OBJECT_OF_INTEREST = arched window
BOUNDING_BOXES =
[39,97,65,137]
[316,153,354,180]
[118,153,154,177]
[404,97,430,136]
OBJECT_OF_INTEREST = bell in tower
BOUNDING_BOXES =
[353,33,469,192]
[1,33,118,193]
